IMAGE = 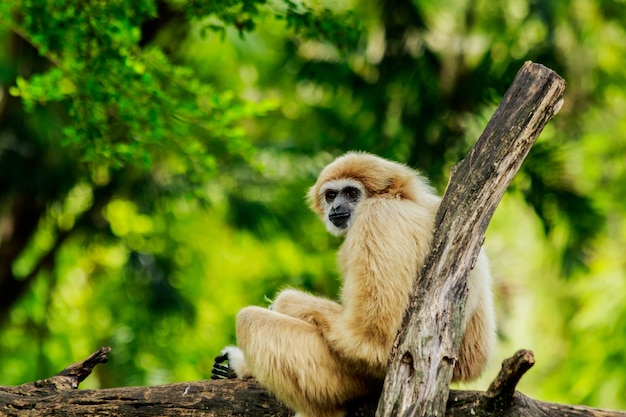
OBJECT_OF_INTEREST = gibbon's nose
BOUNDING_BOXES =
[329,206,350,228]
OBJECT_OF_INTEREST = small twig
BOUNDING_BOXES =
[57,346,111,383]
[484,349,535,411]
[12,347,112,395]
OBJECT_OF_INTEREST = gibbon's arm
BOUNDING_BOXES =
[324,198,435,375]
[270,289,343,333]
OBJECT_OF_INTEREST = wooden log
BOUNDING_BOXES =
[1,348,624,416]
[376,61,566,417]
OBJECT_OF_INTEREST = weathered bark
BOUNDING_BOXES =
[376,61,566,417]
[1,347,624,416]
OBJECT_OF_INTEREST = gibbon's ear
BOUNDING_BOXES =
[383,173,413,199]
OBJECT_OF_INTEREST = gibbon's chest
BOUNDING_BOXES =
[339,202,434,265]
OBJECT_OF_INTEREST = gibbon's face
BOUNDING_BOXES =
[319,179,365,237]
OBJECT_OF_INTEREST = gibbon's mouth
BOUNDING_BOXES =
[329,212,350,228]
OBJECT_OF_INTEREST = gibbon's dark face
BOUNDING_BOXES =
[321,179,364,236]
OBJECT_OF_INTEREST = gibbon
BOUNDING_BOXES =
[212,151,496,417]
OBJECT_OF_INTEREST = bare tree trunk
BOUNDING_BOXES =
[376,61,566,417]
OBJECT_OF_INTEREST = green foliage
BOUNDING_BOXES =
[5,0,269,176]
[189,0,266,34]
[280,4,364,52]
[0,0,626,411]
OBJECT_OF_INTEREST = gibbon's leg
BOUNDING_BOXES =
[271,288,343,329]
[236,306,369,417]
[212,291,343,382]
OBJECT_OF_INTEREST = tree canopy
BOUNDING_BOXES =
[0,0,625,410]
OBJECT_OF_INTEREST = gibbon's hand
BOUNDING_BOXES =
[211,352,237,379]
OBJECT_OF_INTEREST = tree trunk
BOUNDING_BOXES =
[376,61,566,417]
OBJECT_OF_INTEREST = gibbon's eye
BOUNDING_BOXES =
[343,187,360,201]
[325,190,338,203]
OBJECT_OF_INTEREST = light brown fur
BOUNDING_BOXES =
[223,152,496,417]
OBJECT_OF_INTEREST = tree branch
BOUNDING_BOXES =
[376,61,566,417]
[1,348,624,416]
[485,349,535,408]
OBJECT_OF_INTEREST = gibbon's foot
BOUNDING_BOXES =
[211,352,237,379]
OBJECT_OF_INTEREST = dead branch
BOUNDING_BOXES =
[1,348,624,416]
[376,61,566,416]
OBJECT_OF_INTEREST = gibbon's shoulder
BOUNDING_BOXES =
[309,151,438,211]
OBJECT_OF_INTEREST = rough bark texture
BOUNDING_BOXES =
[376,61,566,417]
[2,348,625,416]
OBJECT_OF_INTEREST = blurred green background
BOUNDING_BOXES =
[1,0,625,410]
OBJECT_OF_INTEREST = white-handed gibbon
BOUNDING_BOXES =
[212,152,496,417]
